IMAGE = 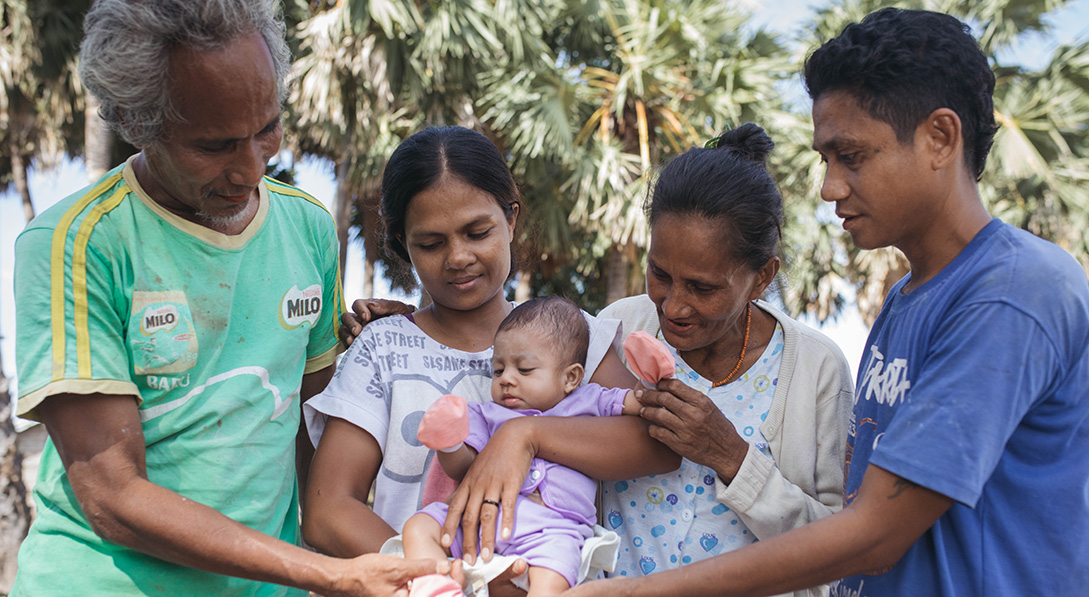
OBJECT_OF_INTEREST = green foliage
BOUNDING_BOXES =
[0,0,89,192]
[13,0,1082,319]
[284,0,1089,318]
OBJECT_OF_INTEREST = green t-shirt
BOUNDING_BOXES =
[13,158,344,595]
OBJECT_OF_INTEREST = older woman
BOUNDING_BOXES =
[594,124,852,596]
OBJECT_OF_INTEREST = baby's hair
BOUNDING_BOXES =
[497,297,589,367]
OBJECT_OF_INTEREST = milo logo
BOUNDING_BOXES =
[141,304,180,335]
[280,284,323,329]
[129,291,198,376]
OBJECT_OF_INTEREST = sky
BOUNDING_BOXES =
[2,0,1088,422]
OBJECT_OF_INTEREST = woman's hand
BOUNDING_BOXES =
[338,298,416,345]
[636,377,749,482]
[441,418,536,564]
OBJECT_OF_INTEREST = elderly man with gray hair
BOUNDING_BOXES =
[10,1,447,594]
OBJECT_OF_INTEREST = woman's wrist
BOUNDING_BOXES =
[711,434,750,484]
[495,416,539,457]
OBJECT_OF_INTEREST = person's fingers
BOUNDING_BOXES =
[636,388,691,416]
[489,558,528,584]
[656,377,708,402]
[639,400,686,431]
[634,387,666,408]
[349,298,372,325]
[367,298,417,318]
[477,495,499,562]
[441,486,468,550]
[458,487,484,565]
[399,557,449,580]
[499,482,519,542]
[645,421,680,447]
[338,312,358,344]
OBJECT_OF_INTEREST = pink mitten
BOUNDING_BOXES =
[623,331,675,384]
[417,394,470,451]
[409,574,464,597]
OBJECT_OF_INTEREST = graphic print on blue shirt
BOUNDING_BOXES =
[837,219,1089,597]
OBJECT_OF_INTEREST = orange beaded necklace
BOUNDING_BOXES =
[711,302,752,388]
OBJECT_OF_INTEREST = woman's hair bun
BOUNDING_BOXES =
[711,123,774,164]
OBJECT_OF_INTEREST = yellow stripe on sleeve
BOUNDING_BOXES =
[263,177,332,215]
[49,172,125,380]
[72,187,129,378]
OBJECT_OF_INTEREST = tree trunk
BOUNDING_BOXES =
[333,159,353,285]
[360,188,381,300]
[515,270,533,303]
[12,151,35,222]
[362,254,376,299]
[84,94,114,182]
[605,244,628,306]
[0,371,31,593]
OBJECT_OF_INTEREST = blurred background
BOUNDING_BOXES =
[1,0,1087,590]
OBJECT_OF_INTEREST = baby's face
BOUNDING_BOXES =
[491,328,578,411]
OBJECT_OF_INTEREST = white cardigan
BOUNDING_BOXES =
[599,296,854,597]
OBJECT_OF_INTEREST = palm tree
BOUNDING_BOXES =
[285,1,415,296]
[285,0,537,297]
[481,0,797,309]
[1,0,89,213]
[986,41,1089,270]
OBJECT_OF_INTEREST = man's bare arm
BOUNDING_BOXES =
[567,464,953,596]
[40,392,445,596]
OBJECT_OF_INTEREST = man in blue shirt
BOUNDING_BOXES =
[570,8,1089,597]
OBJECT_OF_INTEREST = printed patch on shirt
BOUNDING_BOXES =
[130,290,199,375]
[280,284,323,330]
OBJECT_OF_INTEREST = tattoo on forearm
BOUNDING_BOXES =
[887,478,919,500]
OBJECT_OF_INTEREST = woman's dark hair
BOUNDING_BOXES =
[647,123,783,271]
[380,126,521,264]
[804,8,996,179]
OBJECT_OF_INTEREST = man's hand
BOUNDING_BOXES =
[326,554,453,597]
[39,392,446,595]
[339,298,416,346]
[565,577,633,596]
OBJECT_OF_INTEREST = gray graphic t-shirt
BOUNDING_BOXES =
[304,310,621,531]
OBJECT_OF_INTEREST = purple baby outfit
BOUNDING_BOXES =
[419,383,628,586]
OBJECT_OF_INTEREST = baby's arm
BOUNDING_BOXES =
[435,445,478,482]
[619,389,642,416]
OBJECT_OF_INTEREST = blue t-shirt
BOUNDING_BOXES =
[836,219,1089,597]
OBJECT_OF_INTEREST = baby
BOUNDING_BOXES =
[403,297,642,596]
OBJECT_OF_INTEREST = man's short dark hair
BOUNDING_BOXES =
[497,297,589,367]
[804,8,997,179]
